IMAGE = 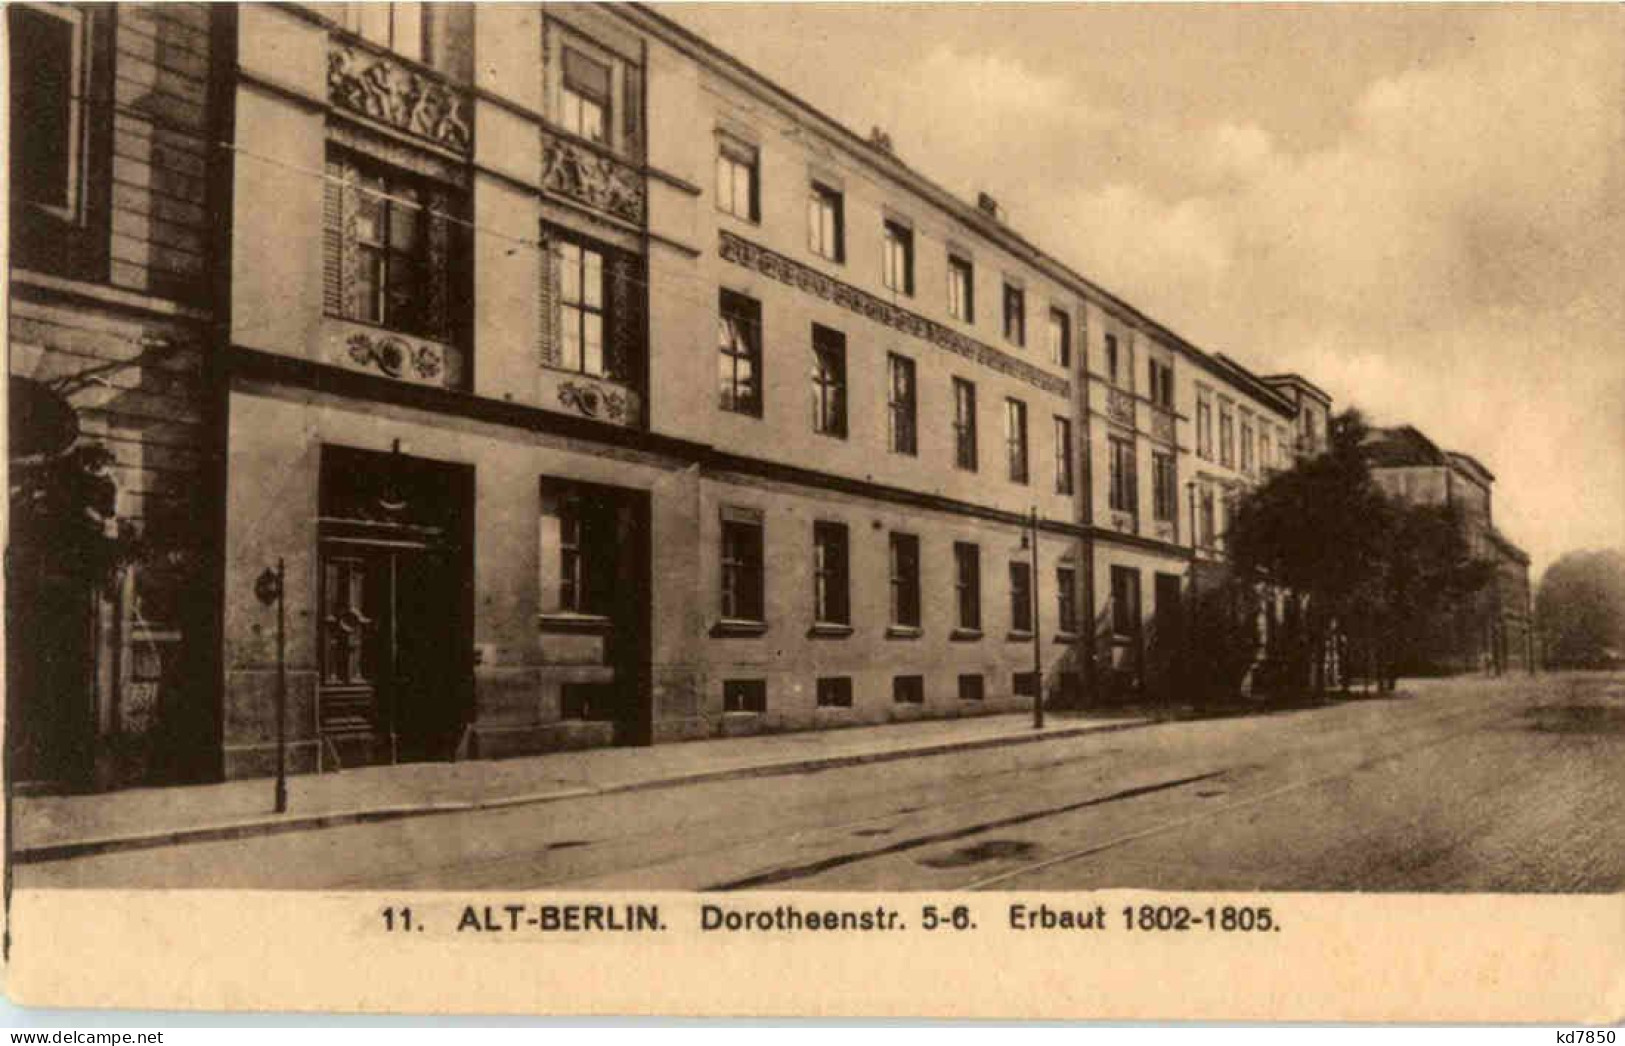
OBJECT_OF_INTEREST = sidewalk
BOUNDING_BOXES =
[11,710,1150,863]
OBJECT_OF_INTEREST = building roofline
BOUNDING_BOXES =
[1446,450,1496,485]
[1364,424,1450,467]
[1261,372,1334,405]
[1212,353,1301,417]
[1487,527,1529,563]
[621,2,1304,415]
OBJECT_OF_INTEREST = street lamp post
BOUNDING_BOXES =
[1029,506,1044,730]
[254,559,288,813]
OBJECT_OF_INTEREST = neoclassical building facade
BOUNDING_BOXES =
[11,2,1525,790]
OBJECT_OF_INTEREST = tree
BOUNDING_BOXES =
[1536,549,1625,667]
[1228,408,1493,696]
[1228,409,1392,696]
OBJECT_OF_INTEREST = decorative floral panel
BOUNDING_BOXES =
[1107,387,1136,427]
[1111,511,1138,535]
[719,231,1070,400]
[1151,408,1176,445]
[536,369,641,428]
[328,39,473,154]
[541,128,646,224]
[324,318,466,391]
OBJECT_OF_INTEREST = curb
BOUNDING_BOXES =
[12,717,1153,865]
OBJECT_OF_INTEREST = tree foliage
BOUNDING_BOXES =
[1227,408,1493,694]
[9,443,142,592]
[1536,549,1625,667]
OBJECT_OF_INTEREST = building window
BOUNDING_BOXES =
[1054,416,1074,495]
[325,150,463,343]
[1240,412,1255,473]
[958,674,984,702]
[10,3,86,218]
[1260,427,1272,471]
[887,353,917,455]
[717,290,762,416]
[1010,561,1033,634]
[1005,398,1029,484]
[1057,565,1078,635]
[953,377,978,471]
[723,679,766,714]
[953,542,981,632]
[1149,358,1174,409]
[720,510,765,623]
[811,325,847,438]
[812,521,850,626]
[1109,436,1137,514]
[555,239,607,376]
[1110,565,1141,639]
[889,532,921,629]
[1152,450,1177,523]
[561,683,613,721]
[561,47,612,143]
[716,134,759,222]
[1219,400,1235,468]
[817,676,854,708]
[1200,486,1216,548]
[1013,671,1039,698]
[1197,389,1214,460]
[1048,308,1071,367]
[1003,283,1026,346]
[882,220,914,296]
[341,2,425,61]
[948,255,975,322]
[558,497,585,613]
[807,181,844,262]
[893,675,925,705]
[1105,333,1122,386]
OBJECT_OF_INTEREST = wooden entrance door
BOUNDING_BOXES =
[318,444,472,766]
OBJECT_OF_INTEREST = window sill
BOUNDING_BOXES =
[711,619,768,638]
[1053,631,1080,644]
[885,625,923,640]
[815,703,854,712]
[722,709,764,718]
[808,622,854,638]
[814,429,848,441]
[537,612,613,635]
[950,628,983,642]
[1007,630,1034,642]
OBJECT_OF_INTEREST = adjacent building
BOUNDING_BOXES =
[7,2,223,788]
[6,3,1515,791]
[1365,425,1534,675]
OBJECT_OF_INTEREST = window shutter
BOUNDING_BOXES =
[622,64,644,162]
[424,184,455,342]
[538,231,560,368]
[607,250,643,383]
[322,157,347,316]
[338,160,367,320]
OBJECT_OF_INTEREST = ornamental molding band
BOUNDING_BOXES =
[324,319,463,390]
[328,40,473,154]
[1107,387,1136,427]
[541,129,646,225]
[719,231,1071,400]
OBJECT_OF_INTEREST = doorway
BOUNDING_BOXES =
[318,445,472,766]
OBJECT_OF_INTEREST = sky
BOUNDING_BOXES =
[661,2,1625,582]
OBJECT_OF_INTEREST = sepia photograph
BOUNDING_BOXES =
[3,0,1623,1021]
